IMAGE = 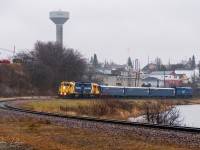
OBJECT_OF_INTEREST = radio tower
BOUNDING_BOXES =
[49,10,69,47]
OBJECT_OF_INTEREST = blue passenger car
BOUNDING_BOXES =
[175,87,192,98]
[124,87,149,97]
[149,87,175,98]
[98,86,124,97]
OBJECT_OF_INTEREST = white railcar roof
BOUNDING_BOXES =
[149,87,174,90]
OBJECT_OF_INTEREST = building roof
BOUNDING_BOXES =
[175,68,193,71]
[176,74,188,79]
[150,71,174,75]
[142,77,158,82]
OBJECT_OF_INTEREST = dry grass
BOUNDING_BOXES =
[0,118,198,150]
[22,99,200,120]
[22,99,136,120]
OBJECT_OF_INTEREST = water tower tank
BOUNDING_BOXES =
[49,11,69,47]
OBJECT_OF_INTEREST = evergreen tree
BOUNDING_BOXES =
[93,54,98,67]
[90,56,94,64]
[198,61,200,77]
[191,55,196,69]
[159,65,167,71]
[155,57,162,70]
[127,57,133,68]
[188,57,192,67]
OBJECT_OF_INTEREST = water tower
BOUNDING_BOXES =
[49,11,69,47]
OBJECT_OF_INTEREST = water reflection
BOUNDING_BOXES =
[129,105,200,128]
[176,105,200,128]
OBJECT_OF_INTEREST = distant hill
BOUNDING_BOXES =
[0,63,36,97]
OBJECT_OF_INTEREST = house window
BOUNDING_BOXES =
[116,83,121,86]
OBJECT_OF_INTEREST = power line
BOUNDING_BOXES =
[0,47,14,53]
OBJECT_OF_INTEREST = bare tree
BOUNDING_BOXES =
[141,100,183,125]
[82,66,103,84]
[15,41,87,95]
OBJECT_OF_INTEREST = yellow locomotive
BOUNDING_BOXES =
[58,81,100,98]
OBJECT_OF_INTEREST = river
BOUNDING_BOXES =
[129,105,200,128]
[176,105,200,128]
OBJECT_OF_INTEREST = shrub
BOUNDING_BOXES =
[59,99,134,117]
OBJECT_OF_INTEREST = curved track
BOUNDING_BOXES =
[1,99,200,133]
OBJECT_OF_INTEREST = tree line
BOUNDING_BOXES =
[16,41,88,95]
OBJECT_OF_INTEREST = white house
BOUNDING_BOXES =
[149,71,180,87]
[175,69,199,82]
[150,71,179,80]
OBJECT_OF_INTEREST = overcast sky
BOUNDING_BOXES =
[0,0,200,67]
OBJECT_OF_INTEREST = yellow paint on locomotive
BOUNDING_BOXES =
[91,83,100,95]
[58,81,100,97]
[58,81,77,97]
[58,81,69,96]
[68,82,76,95]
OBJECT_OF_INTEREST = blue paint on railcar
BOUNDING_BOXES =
[124,87,149,97]
[175,87,192,98]
[75,82,92,94]
[149,87,175,97]
[83,83,92,94]
[74,82,83,94]
[99,86,124,97]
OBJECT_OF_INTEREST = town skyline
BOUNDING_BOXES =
[0,0,200,67]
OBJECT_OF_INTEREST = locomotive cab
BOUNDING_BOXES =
[58,81,70,97]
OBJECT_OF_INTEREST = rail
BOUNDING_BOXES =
[0,99,200,133]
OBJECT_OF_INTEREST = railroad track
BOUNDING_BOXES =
[0,99,200,133]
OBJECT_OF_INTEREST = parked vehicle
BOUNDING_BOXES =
[0,59,10,64]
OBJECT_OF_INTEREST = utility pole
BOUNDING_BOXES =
[13,45,15,58]
[164,70,166,88]
[193,69,196,84]
[137,62,140,87]
[135,72,137,87]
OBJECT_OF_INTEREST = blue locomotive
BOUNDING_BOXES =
[174,87,193,98]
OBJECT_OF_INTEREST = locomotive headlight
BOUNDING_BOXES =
[60,92,63,95]
[63,86,66,89]
[64,93,66,95]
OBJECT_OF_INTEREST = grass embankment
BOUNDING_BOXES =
[0,118,197,150]
[22,99,136,119]
[22,99,200,120]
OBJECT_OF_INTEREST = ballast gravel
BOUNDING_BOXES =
[0,100,200,148]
